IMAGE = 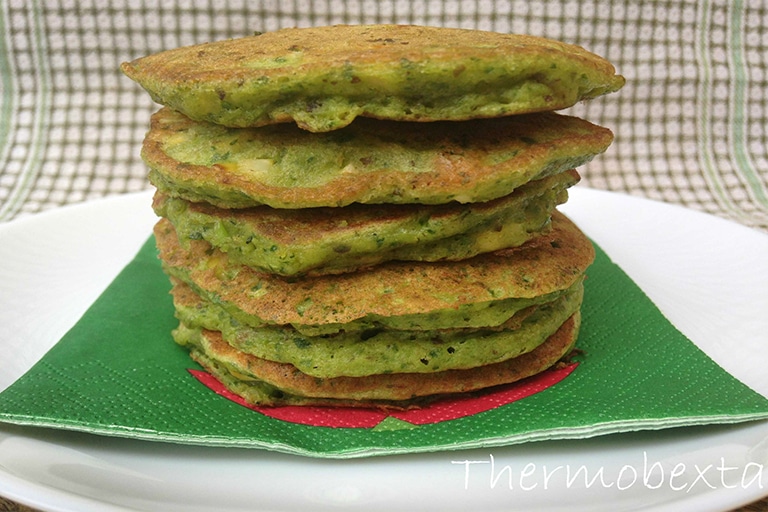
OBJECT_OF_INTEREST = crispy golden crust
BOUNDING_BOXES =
[122,24,624,131]
[154,210,595,329]
[182,312,579,404]
[143,107,611,208]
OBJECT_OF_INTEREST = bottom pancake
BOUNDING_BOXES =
[170,278,584,378]
[173,312,580,408]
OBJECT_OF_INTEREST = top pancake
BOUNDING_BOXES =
[121,24,625,132]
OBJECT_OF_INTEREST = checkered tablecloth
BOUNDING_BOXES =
[1,0,767,232]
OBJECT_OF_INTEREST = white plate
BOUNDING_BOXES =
[1,187,767,512]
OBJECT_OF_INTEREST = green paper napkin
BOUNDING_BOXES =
[1,236,767,458]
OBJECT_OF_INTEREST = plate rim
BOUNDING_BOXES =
[1,186,767,512]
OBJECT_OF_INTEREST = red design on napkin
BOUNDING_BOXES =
[189,362,577,429]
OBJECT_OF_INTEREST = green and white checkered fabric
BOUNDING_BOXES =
[1,0,766,231]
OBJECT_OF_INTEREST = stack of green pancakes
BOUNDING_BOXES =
[122,24,624,408]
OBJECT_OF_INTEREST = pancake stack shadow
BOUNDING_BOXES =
[122,24,624,409]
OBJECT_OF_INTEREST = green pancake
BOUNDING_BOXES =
[121,24,624,132]
[173,312,580,406]
[154,210,595,336]
[171,279,584,377]
[143,107,612,208]
[153,170,578,276]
